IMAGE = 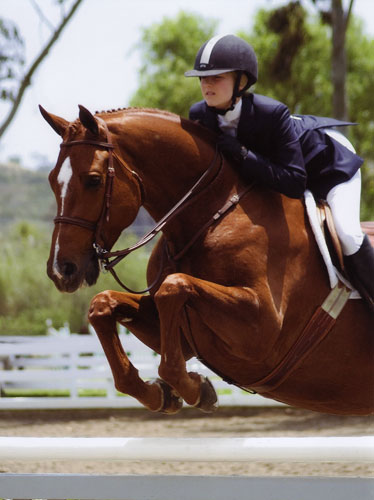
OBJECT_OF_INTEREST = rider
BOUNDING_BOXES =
[185,34,374,313]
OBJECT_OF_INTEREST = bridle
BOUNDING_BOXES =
[56,119,144,251]
[54,120,253,294]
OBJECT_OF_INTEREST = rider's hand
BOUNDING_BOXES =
[217,135,248,163]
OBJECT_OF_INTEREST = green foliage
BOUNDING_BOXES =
[0,163,54,225]
[360,161,374,221]
[265,1,307,82]
[130,11,217,117]
[345,19,374,218]
[0,221,150,335]
[240,9,333,115]
[240,8,374,218]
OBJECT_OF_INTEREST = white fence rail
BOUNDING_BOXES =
[1,436,373,462]
[0,436,373,500]
[0,333,283,409]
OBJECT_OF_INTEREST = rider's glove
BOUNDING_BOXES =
[217,134,248,163]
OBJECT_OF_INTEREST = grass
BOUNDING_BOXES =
[1,387,238,398]
[0,388,127,398]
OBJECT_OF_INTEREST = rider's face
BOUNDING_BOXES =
[200,72,236,109]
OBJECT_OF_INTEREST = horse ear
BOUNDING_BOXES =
[78,104,99,135]
[39,105,68,137]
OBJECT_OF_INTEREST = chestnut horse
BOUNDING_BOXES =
[40,104,373,416]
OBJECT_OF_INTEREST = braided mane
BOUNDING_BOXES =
[94,107,178,119]
[93,106,217,143]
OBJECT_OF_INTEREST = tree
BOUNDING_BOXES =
[0,0,84,140]
[265,1,308,83]
[309,0,354,120]
[241,7,374,217]
[260,0,354,120]
[130,11,217,117]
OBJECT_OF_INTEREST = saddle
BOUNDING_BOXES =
[304,190,372,293]
[316,201,374,278]
[316,201,345,272]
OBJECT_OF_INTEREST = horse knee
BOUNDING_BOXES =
[88,291,116,324]
[154,273,195,308]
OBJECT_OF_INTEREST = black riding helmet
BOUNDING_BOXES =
[185,34,258,114]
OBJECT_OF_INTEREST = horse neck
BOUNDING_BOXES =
[110,110,218,222]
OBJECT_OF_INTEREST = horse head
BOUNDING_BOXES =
[40,105,142,292]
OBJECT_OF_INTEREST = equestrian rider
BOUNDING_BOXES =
[185,34,374,313]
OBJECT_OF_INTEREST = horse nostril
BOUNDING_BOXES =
[62,261,77,277]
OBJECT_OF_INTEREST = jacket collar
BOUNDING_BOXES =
[203,103,221,133]
[217,99,242,129]
[237,94,256,143]
[203,93,255,137]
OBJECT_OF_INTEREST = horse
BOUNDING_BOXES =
[40,104,374,416]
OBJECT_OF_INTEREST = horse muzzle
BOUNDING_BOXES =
[47,253,100,293]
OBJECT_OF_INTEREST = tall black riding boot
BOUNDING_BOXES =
[344,234,374,313]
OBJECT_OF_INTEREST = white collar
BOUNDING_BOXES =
[220,99,242,124]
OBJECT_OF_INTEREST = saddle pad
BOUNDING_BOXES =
[304,190,360,299]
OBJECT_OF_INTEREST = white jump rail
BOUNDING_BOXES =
[0,436,373,500]
[0,333,284,409]
[0,436,373,462]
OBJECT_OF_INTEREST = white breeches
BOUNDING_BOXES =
[324,129,364,256]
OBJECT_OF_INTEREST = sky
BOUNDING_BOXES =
[1,0,374,169]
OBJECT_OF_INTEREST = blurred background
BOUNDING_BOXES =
[0,0,373,335]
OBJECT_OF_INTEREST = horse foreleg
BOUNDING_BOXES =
[154,273,261,412]
[88,290,183,413]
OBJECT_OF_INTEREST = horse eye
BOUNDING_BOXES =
[85,175,102,187]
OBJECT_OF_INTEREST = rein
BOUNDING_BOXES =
[55,122,252,294]
[98,147,222,266]
[95,146,225,293]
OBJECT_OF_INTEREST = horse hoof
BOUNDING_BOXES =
[154,378,183,414]
[194,375,219,413]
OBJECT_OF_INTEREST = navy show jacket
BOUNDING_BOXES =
[189,93,363,200]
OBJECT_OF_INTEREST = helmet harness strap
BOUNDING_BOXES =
[208,71,248,116]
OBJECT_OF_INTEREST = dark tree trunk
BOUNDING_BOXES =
[331,0,348,120]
